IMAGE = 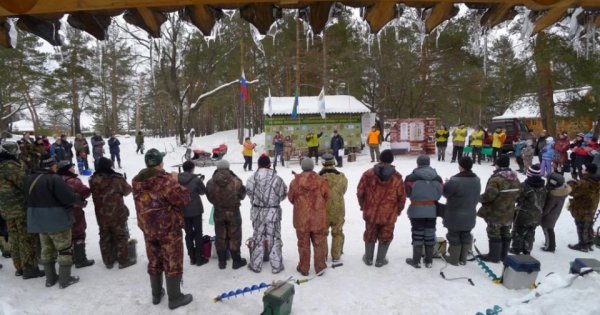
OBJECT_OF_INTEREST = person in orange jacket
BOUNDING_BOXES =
[367,126,381,163]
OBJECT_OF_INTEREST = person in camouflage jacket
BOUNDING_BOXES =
[477,155,521,263]
[21,136,47,173]
[0,142,44,279]
[288,158,330,276]
[510,165,547,255]
[246,154,287,273]
[90,157,136,269]
[57,160,95,269]
[319,154,347,263]
[357,150,406,268]
[206,160,248,270]
[567,163,600,252]
[132,149,192,310]
[74,134,90,171]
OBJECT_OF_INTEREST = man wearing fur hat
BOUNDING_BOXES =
[567,163,600,252]
[510,164,547,255]
[90,157,136,269]
[405,155,443,268]
[25,153,79,288]
[246,154,287,273]
[319,153,347,262]
[357,149,406,268]
[541,172,571,252]
[132,149,192,309]
[57,160,94,268]
[477,154,521,262]
[206,159,248,270]
[289,158,330,276]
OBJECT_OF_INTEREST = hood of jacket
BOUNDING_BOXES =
[493,168,519,181]
[212,169,236,187]
[133,167,163,184]
[373,164,396,181]
[411,166,439,181]
[550,184,572,197]
[293,171,320,192]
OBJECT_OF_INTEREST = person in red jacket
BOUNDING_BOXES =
[553,132,570,174]
[288,158,330,276]
[357,150,406,267]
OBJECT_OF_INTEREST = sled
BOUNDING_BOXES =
[182,144,228,167]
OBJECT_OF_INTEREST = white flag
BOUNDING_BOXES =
[267,88,273,117]
[318,87,326,119]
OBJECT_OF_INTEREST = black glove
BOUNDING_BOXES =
[200,174,205,181]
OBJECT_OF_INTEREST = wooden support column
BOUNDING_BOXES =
[364,2,397,34]
[184,5,221,36]
[532,0,574,35]
[425,3,458,34]
[480,4,516,28]
[123,7,166,38]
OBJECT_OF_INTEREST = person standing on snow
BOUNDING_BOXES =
[367,126,381,163]
[108,133,122,169]
[469,126,486,165]
[132,149,192,309]
[135,131,145,155]
[288,158,330,276]
[404,155,443,269]
[553,132,570,174]
[60,135,74,162]
[91,132,105,170]
[177,160,209,267]
[435,125,449,162]
[540,173,571,252]
[242,137,256,172]
[246,154,287,273]
[74,134,90,171]
[566,163,600,252]
[450,123,467,163]
[206,160,248,270]
[330,130,345,167]
[272,131,285,170]
[306,129,323,164]
[491,127,506,165]
[540,137,555,177]
[319,153,347,263]
[90,157,136,270]
[56,161,95,269]
[357,150,406,268]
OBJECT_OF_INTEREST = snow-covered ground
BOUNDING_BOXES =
[1,130,599,315]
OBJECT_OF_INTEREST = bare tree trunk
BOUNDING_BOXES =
[135,76,143,132]
[534,32,556,136]
[111,55,118,133]
[417,40,430,117]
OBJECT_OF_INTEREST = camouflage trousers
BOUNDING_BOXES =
[486,223,512,240]
[6,216,38,271]
[99,222,130,266]
[214,208,242,252]
[72,207,87,242]
[511,224,537,254]
[248,207,283,273]
[40,229,73,266]
[363,222,395,244]
[144,230,183,277]
[296,229,327,275]
[324,214,345,261]
[575,220,594,245]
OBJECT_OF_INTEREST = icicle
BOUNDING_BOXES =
[367,33,372,56]
[376,31,381,54]
[568,8,584,38]
[7,18,17,48]
[518,8,534,40]
[249,24,265,56]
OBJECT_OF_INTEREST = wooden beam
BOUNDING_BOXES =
[184,5,221,36]
[425,3,458,33]
[239,4,276,35]
[122,7,167,38]
[67,12,114,40]
[364,1,397,34]
[481,3,516,28]
[531,0,574,35]
[0,0,39,14]
[308,2,333,34]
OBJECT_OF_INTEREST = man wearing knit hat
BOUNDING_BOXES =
[132,148,193,309]
[206,159,248,271]
[541,172,571,252]
[246,154,287,273]
[357,149,406,267]
[289,157,330,276]
[510,164,547,255]
[25,153,79,288]
[477,154,521,262]
[319,153,347,262]
[404,155,443,268]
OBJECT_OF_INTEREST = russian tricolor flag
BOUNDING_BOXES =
[240,71,248,102]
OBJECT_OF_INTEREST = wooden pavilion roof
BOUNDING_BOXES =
[0,1,599,48]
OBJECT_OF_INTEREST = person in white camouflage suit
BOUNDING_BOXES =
[246,154,287,273]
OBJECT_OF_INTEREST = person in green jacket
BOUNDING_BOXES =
[135,131,145,154]
[318,154,348,262]
[435,126,449,162]
[306,129,323,164]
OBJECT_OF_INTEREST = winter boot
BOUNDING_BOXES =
[22,266,45,279]
[58,265,80,289]
[444,244,461,266]
[459,243,471,265]
[166,275,193,310]
[231,250,247,270]
[405,245,422,269]
[43,262,58,287]
[374,244,390,267]
[541,228,556,252]
[217,250,227,269]
[362,242,375,266]
[118,161,122,169]
[424,245,434,268]
[73,241,95,269]
[568,243,588,252]
[478,239,502,263]
[118,257,137,269]
[150,273,165,305]
[501,238,511,261]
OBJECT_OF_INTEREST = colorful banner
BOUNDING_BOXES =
[386,118,437,155]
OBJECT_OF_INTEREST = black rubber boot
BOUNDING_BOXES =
[74,241,95,269]
[459,243,471,265]
[150,273,165,305]
[195,246,208,266]
[217,250,227,269]
[58,265,80,289]
[22,266,45,279]
[166,275,193,310]
[479,239,502,263]
[374,244,389,267]
[424,245,434,268]
[501,238,511,261]
[405,245,422,269]
[444,244,460,266]
[362,242,375,266]
[118,257,137,269]
[541,228,555,252]
[43,263,58,287]
[231,250,247,269]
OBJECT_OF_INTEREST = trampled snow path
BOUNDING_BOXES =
[1,130,599,315]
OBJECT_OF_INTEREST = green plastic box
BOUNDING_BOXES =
[262,282,295,315]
